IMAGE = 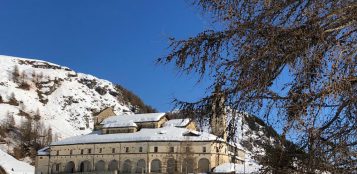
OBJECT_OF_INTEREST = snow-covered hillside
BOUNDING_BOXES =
[0,55,134,138]
[0,149,34,174]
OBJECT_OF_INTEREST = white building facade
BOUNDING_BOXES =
[35,113,244,174]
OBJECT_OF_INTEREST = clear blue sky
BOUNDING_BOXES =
[0,0,213,112]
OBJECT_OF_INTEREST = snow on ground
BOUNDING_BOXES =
[213,153,261,173]
[0,149,34,174]
[214,162,260,173]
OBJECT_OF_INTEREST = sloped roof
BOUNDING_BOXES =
[51,127,221,146]
[163,118,191,127]
[102,120,137,128]
[37,147,50,155]
[101,113,166,126]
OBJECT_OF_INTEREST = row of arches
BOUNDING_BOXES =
[54,158,210,173]
[56,160,118,173]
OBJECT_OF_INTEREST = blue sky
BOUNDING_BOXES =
[0,0,214,112]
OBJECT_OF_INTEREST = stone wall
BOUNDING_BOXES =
[94,107,116,125]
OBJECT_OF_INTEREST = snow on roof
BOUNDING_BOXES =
[102,120,137,128]
[51,127,221,146]
[163,118,191,127]
[101,113,166,126]
[37,147,50,155]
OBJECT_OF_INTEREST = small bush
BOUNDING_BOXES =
[0,165,7,174]
[18,82,31,90]
[12,65,20,83]
[18,110,30,118]
[13,145,26,159]
[8,93,19,106]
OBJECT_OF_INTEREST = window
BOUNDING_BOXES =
[56,150,59,155]
[139,147,143,152]
[216,147,219,153]
[203,147,206,153]
[126,147,129,153]
[112,148,115,153]
[186,147,190,152]
[81,149,84,155]
[154,147,158,153]
[56,164,60,171]
[99,148,102,153]
[70,150,72,155]
[88,148,91,154]
[170,147,174,152]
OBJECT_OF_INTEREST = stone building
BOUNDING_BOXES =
[35,113,245,174]
[94,107,116,130]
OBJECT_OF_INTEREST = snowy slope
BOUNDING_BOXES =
[0,149,34,174]
[0,55,133,138]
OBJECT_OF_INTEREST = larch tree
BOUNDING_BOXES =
[159,0,356,173]
[12,65,20,83]
[4,111,15,131]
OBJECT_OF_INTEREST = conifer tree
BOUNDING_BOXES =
[160,0,356,173]
[12,65,20,83]
[45,127,53,145]
[4,111,15,131]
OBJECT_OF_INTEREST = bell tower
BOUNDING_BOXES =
[210,85,227,141]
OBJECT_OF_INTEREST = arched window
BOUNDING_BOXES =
[51,163,61,173]
[182,158,194,174]
[198,158,210,173]
[167,158,177,174]
[66,161,75,173]
[135,159,146,173]
[108,160,119,171]
[79,160,91,172]
[122,159,132,173]
[95,160,106,171]
[150,159,161,173]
